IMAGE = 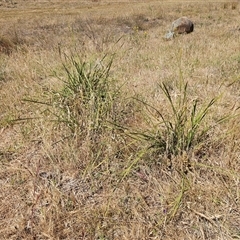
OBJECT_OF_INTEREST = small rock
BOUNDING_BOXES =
[171,16,194,34]
[164,16,194,40]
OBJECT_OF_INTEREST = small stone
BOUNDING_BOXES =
[171,16,194,34]
[164,16,194,40]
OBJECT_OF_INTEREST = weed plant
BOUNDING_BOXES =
[26,53,119,141]
[57,54,116,135]
[129,80,220,167]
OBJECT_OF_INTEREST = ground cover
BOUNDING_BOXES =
[0,0,239,239]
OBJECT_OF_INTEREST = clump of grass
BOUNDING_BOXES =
[157,81,217,156]
[55,53,116,136]
[0,35,15,55]
[22,51,145,176]
[127,79,222,171]
[0,30,26,55]
[23,53,127,160]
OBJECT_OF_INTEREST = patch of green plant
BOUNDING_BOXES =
[24,53,119,140]
[160,81,217,155]
[128,80,221,162]
[56,54,117,135]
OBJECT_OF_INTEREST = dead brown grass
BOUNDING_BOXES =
[0,0,240,239]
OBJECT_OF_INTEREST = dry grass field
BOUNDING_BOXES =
[0,0,240,239]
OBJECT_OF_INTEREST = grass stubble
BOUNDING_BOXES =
[0,0,240,239]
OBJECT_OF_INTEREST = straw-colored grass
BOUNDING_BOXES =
[0,0,239,239]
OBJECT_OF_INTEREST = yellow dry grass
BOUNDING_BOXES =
[0,0,240,239]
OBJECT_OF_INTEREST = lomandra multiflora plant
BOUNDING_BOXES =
[53,54,117,138]
[131,81,218,163]
[158,81,216,156]
[118,79,220,181]
[23,53,119,144]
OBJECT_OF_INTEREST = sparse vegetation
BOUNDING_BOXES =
[126,80,220,168]
[0,1,239,239]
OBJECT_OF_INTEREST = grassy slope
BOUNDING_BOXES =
[0,0,240,239]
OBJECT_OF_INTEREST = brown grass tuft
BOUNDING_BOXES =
[0,35,15,55]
